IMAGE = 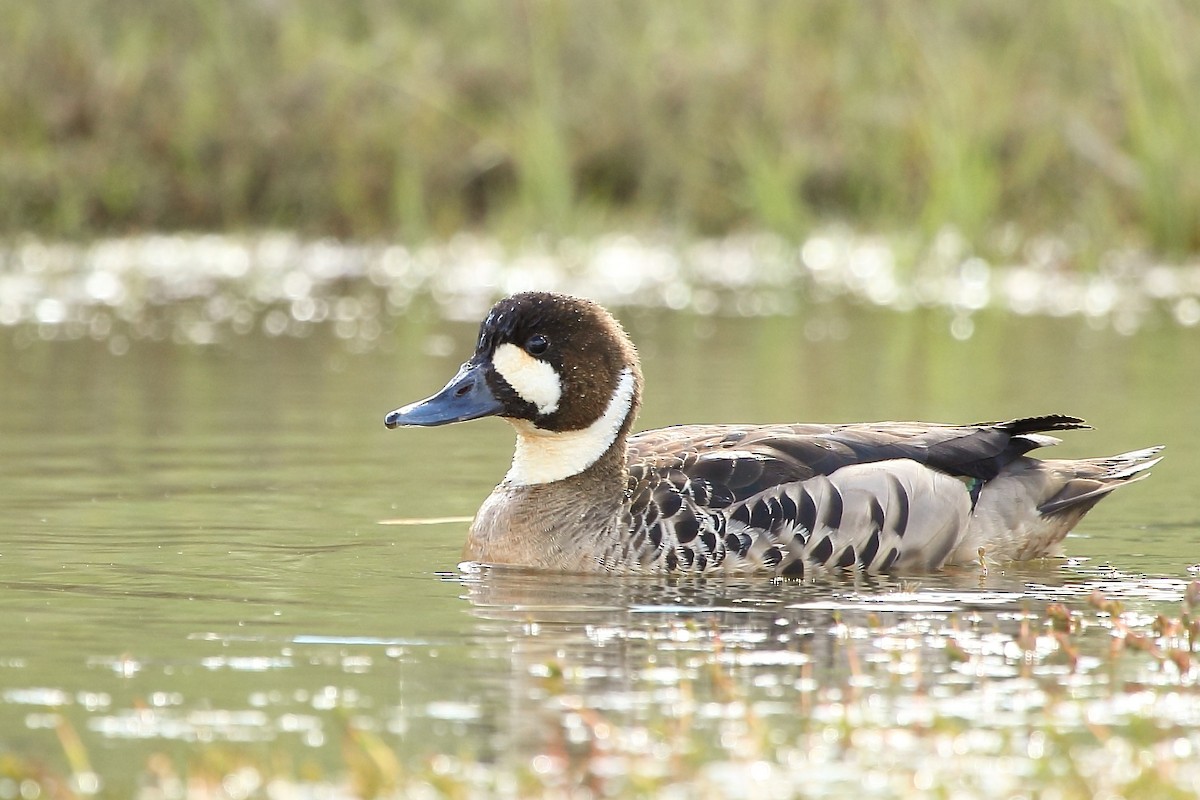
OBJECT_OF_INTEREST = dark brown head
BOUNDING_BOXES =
[385,292,643,483]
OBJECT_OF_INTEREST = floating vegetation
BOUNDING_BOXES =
[2,230,1200,352]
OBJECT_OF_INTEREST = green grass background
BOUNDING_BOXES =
[2,0,1198,257]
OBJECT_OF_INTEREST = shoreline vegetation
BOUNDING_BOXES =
[2,2,1199,259]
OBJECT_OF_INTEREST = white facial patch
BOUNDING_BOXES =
[505,367,636,485]
[491,342,561,415]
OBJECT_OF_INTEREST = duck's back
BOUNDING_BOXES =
[617,416,1159,575]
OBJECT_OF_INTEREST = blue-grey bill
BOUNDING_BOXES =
[384,361,504,428]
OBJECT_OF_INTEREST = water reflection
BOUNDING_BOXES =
[454,566,1200,797]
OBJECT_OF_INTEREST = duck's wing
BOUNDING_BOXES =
[620,416,1090,575]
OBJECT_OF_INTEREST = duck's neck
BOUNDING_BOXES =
[467,432,631,572]
[503,367,638,487]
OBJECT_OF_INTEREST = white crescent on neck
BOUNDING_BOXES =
[504,367,637,485]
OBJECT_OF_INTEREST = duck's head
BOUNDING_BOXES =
[385,292,643,484]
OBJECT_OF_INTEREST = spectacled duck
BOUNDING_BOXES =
[385,292,1161,576]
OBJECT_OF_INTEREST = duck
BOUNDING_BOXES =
[384,291,1162,576]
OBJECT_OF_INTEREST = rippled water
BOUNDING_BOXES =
[1,241,1199,796]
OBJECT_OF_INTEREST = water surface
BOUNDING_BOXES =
[1,300,1198,796]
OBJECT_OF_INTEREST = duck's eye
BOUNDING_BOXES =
[524,334,550,357]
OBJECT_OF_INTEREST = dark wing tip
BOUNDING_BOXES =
[990,415,1091,435]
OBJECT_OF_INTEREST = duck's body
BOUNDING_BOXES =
[386,292,1161,576]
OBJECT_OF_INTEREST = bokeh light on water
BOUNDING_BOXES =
[3,231,1200,351]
